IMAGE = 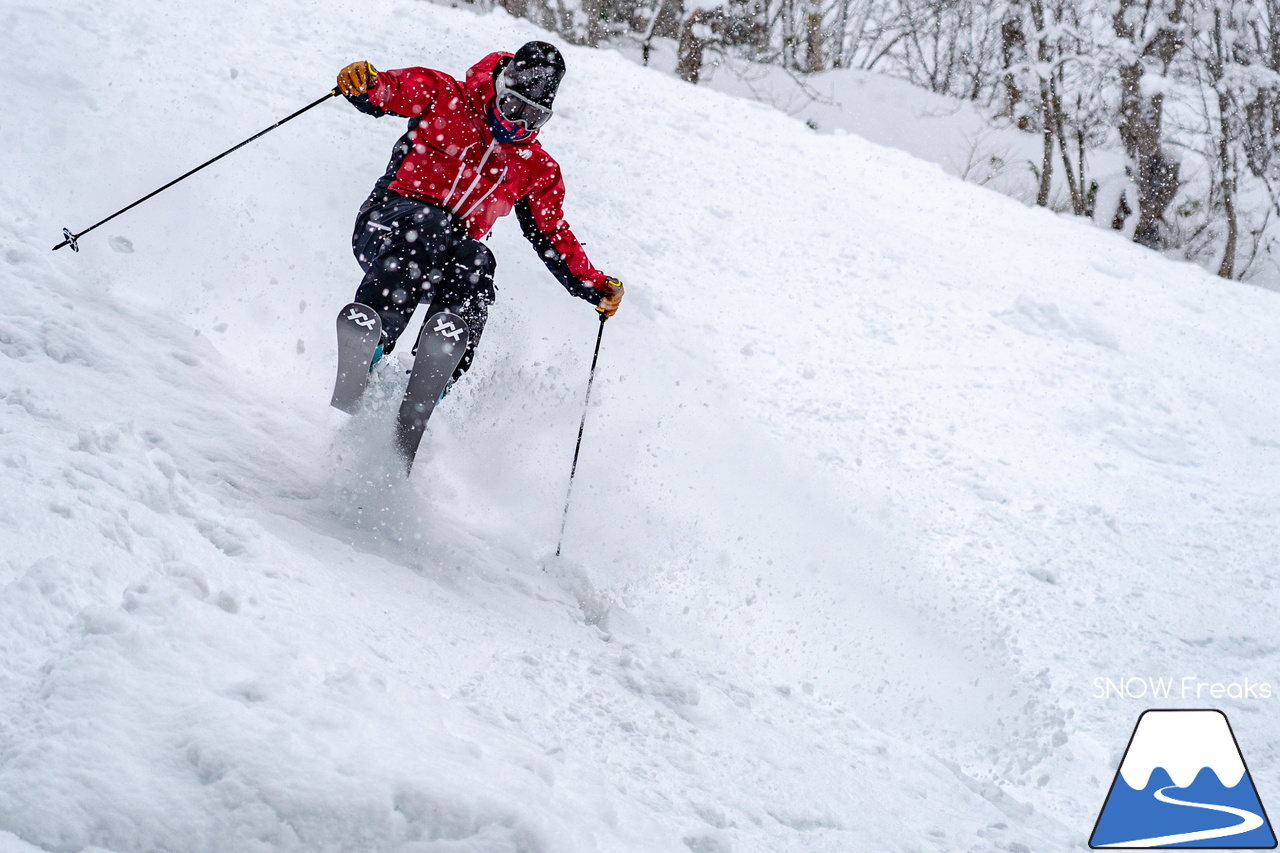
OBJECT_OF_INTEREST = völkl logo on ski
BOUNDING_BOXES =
[433,315,465,341]
[346,306,377,329]
[1090,709,1276,849]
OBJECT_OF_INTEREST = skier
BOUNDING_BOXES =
[335,41,624,379]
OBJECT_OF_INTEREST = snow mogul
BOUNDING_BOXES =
[334,41,624,378]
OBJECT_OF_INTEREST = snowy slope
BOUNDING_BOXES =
[3,0,1280,851]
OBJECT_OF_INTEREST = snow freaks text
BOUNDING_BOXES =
[1092,677,1275,701]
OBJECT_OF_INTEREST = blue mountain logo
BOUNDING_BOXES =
[1091,709,1276,848]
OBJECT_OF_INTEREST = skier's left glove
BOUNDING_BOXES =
[597,277,624,318]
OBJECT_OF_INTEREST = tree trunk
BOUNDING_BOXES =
[1028,0,1053,207]
[1117,67,1180,248]
[582,0,606,46]
[999,5,1026,122]
[499,0,529,19]
[677,10,713,83]
[1049,75,1086,214]
[832,0,850,68]
[1212,13,1238,278]
[805,2,824,72]
[1037,78,1055,207]
[641,0,669,65]
[1113,0,1186,249]
[1218,105,1239,279]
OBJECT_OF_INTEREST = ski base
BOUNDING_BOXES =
[330,302,382,413]
[394,311,470,474]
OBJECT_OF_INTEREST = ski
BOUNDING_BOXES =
[330,302,382,413]
[394,311,470,474]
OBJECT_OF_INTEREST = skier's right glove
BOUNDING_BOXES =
[597,277,624,319]
[337,61,379,96]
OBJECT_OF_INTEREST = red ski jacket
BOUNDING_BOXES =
[349,53,608,300]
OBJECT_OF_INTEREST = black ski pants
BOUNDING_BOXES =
[352,193,495,378]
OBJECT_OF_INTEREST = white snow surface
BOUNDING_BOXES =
[3,0,1280,851]
[1118,711,1246,790]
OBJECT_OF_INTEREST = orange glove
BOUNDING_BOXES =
[597,277,624,318]
[337,61,378,96]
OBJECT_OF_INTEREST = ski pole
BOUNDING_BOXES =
[556,313,608,558]
[53,89,341,252]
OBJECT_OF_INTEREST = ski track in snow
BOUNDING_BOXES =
[2,0,1280,850]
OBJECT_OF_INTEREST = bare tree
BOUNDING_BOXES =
[999,0,1101,213]
[1111,0,1187,248]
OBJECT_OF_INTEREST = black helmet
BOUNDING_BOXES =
[495,41,565,130]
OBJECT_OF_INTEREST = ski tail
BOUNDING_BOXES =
[394,311,469,473]
[330,302,382,413]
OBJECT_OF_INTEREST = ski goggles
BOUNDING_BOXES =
[495,75,553,130]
